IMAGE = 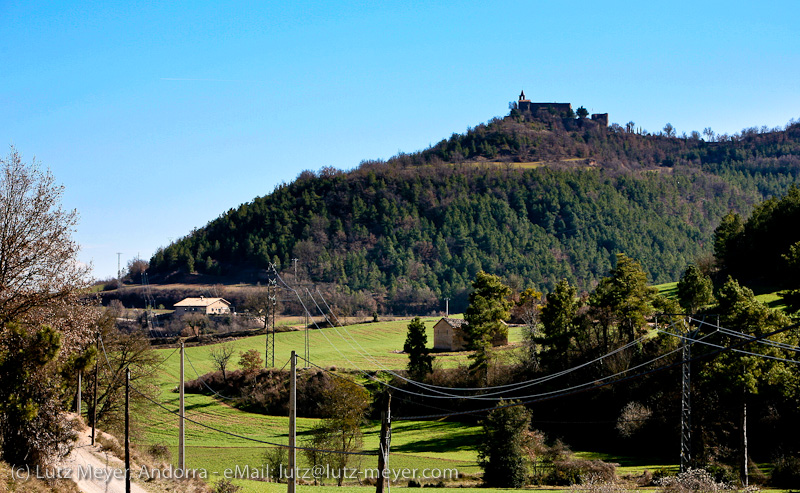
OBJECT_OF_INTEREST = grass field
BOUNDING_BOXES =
[123,282,799,490]
[138,317,519,487]
[139,317,681,489]
[654,281,790,312]
[654,282,678,299]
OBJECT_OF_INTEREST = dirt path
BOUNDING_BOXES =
[60,420,149,493]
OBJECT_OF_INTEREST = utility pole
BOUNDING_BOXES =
[271,280,276,367]
[179,341,185,472]
[288,350,297,493]
[76,371,82,417]
[117,252,123,280]
[304,317,310,369]
[680,324,698,473]
[743,392,749,487]
[92,333,99,446]
[125,367,131,493]
[444,298,450,318]
[266,279,276,367]
[304,288,310,368]
[292,258,298,278]
[376,393,392,493]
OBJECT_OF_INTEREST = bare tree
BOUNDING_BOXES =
[125,256,149,283]
[0,147,97,467]
[0,147,91,327]
[210,342,235,381]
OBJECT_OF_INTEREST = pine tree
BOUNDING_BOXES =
[677,265,714,314]
[404,317,433,380]
[464,272,512,381]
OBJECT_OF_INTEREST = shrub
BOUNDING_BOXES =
[550,459,617,486]
[570,474,628,493]
[478,401,533,487]
[212,478,242,493]
[147,443,171,462]
[262,447,288,483]
[656,468,730,493]
[238,349,263,374]
[771,455,800,488]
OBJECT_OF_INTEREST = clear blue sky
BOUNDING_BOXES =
[2,1,798,279]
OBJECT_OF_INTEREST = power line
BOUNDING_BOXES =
[99,335,375,457]
[658,327,800,365]
[279,275,687,403]
[183,351,238,400]
[129,385,375,456]
[395,320,800,420]
[295,309,692,402]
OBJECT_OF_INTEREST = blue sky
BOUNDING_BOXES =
[2,1,798,279]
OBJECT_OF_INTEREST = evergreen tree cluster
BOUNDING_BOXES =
[147,117,800,313]
[714,185,800,287]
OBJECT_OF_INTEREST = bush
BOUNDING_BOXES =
[238,349,263,374]
[262,447,288,483]
[550,459,617,486]
[570,474,628,493]
[656,468,730,493]
[478,401,533,487]
[147,443,171,462]
[212,478,242,493]
[771,455,800,488]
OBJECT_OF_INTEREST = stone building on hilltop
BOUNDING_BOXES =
[515,90,608,126]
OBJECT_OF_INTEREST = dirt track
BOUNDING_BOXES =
[60,420,148,493]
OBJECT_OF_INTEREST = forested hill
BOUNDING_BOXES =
[148,111,800,313]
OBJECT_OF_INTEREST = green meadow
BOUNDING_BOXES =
[138,290,794,489]
[140,317,512,487]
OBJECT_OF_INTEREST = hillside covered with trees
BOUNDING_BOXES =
[147,109,800,313]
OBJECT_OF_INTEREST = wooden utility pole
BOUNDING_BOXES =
[76,371,82,416]
[92,333,99,446]
[288,350,297,493]
[743,394,749,487]
[179,341,185,472]
[266,280,276,367]
[271,281,276,367]
[376,394,392,493]
[125,367,131,493]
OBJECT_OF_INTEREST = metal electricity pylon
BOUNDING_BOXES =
[680,321,699,473]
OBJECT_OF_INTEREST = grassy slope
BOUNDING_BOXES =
[143,289,796,489]
[655,281,789,311]
[142,317,519,486]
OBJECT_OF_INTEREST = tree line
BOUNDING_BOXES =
[146,113,800,315]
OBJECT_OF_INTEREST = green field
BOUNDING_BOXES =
[136,316,681,490]
[139,317,512,487]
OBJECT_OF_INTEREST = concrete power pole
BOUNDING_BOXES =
[444,298,450,318]
[179,341,185,472]
[288,350,297,493]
